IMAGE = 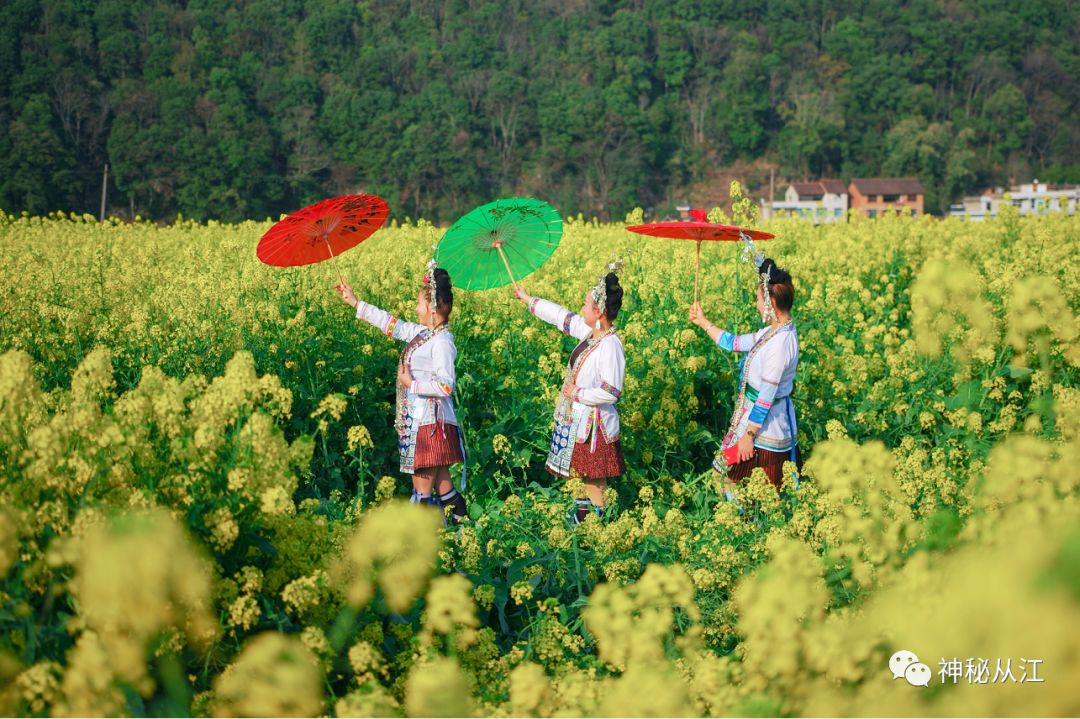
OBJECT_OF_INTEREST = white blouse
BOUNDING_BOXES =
[529,297,625,443]
[355,301,459,428]
[717,322,799,451]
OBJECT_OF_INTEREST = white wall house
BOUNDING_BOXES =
[949,180,1079,220]
[763,180,848,223]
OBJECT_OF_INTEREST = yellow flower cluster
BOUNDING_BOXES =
[281,570,330,618]
[804,437,920,587]
[404,656,474,718]
[910,256,996,367]
[584,563,698,670]
[346,424,374,451]
[1006,276,1080,368]
[347,640,388,684]
[334,500,441,612]
[423,573,479,640]
[211,632,323,717]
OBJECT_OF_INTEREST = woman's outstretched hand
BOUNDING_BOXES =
[336,281,358,308]
[512,285,532,305]
[689,302,710,329]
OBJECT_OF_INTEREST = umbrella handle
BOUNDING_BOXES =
[694,240,701,305]
[322,235,346,286]
[494,243,519,290]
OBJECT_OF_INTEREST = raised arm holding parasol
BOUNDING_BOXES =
[625,207,800,511]
[512,260,628,525]
[257,194,468,522]
[335,259,469,523]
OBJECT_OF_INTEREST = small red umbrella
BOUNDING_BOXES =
[626,209,774,303]
[257,194,390,283]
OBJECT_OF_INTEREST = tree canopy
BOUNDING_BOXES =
[1,0,1078,221]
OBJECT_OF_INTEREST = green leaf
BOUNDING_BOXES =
[945,379,982,410]
[1000,364,1034,380]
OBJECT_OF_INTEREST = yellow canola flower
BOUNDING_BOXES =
[335,684,400,717]
[1006,275,1080,367]
[211,632,323,717]
[0,350,46,458]
[424,573,479,636]
[508,662,553,717]
[64,509,217,688]
[13,661,62,715]
[404,656,474,718]
[347,640,388,684]
[583,563,698,670]
[311,392,348,422]
[597,662,695,717]
[52,631,125,717]
[732,534,829,697]
[0,510,17,579]
[346,424,375,451]
[335,500,441,612]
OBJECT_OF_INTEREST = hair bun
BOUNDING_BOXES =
[760,258,791,284]
[602,272,624,321]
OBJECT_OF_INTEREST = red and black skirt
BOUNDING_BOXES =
[414,422,465,470]
[551,433,626,480]
[722,445,803,490]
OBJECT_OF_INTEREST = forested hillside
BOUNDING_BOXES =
[1,0,1077,221]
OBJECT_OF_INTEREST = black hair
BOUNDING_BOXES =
[759,258,794,312]
[421,268,454,318]
[602,272,623,321]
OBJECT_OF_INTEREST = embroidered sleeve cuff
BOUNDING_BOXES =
[384,316,399,337]
[717,331,736,351]
[748,401,772,425]
[561,312,574,334]
[529,297,540,314]
[600,382,622,402]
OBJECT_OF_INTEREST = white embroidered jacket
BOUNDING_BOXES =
[529,297,625,443]
[355,301,459,427]
[717,322,799,451]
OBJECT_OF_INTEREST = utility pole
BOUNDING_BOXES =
[768,167,775,220]
[99,163,109,222]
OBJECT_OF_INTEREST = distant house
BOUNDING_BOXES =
[765,180,848,223]
[948,189,998,221]
[849,178,924,217]
[949,180,1078,220]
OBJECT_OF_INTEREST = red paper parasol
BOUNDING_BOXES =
[626,209,774,303]
[257,194,390,282]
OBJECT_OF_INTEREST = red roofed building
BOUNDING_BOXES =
[849,178,925,217]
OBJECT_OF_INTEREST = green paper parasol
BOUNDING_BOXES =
[436,198,562,290]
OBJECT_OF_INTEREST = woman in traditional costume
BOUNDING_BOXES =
[689,256,801,498]
[335,260,468,522]
[513,262,626,523]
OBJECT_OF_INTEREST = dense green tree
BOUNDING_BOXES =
[1,0,1078,220]
[0,94,77,214]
